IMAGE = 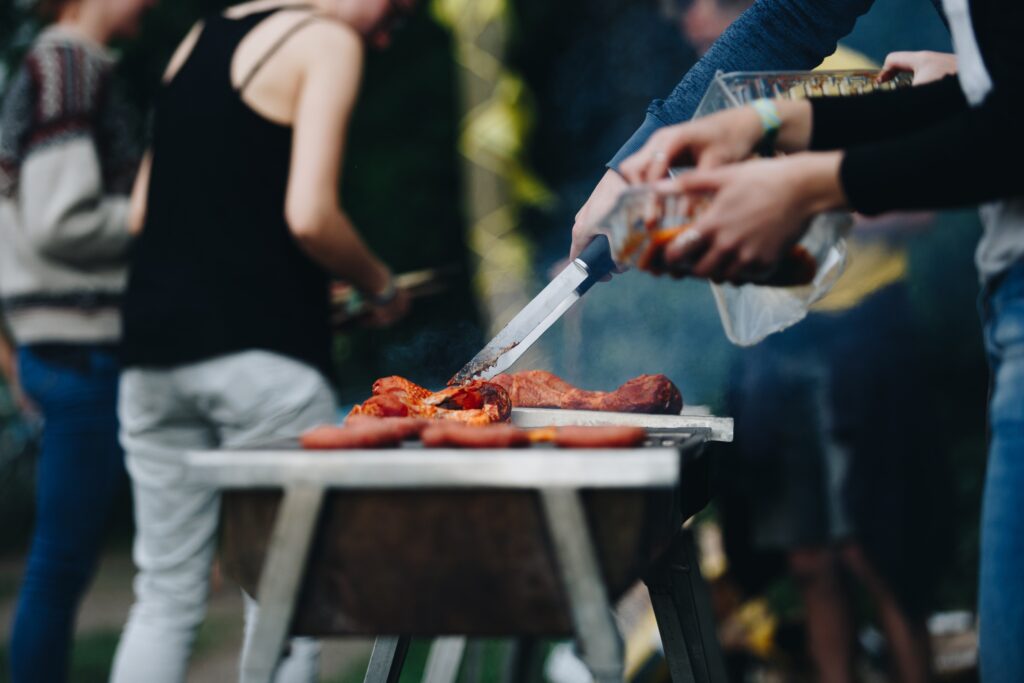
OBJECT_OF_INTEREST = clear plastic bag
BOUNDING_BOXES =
[602,186,852,346]
[709,213,851,345]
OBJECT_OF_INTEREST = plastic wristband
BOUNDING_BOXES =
[752,98,782,157]
[366,277,398,307]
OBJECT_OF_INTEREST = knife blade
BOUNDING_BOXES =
[452,235,616,383]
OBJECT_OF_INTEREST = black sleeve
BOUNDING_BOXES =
[838,86,1023,214]
[809,76,967,151]
[807,0,1024,215]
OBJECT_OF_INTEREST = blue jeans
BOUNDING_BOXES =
[980,262,1024,683]
[9,345,125,683]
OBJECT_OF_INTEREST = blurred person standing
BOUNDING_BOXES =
[0,0,152,680]
[110,1,411,680]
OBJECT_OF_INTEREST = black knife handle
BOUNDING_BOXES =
[575,234,616,294]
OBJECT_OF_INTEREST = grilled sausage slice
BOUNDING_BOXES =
[300,424,403,450]
[553,426,648,448]
[420,423,530,449]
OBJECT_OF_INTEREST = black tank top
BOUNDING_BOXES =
[121,8,332,374]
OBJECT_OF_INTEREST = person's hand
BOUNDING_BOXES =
[0,352,38,418]
[569,169,628,261]
[654,152,847,284]
[879,51,958,86]
[619,107,764,184]
[363,287,411,328]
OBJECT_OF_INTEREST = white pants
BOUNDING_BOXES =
[109,351,336,683]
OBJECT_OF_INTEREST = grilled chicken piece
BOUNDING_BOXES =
[349,376,512,425]
[491,370,683,415]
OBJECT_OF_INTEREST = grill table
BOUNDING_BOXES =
[182,414,732,683]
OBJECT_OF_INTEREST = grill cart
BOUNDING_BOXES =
[183,409,732,683]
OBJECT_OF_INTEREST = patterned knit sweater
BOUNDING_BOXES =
[0,26,141,345]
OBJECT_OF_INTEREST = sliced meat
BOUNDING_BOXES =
[492,371,683,415]
[420,423,530,449]
[349,376,512,424]
[344,416,431,440]
[564,375,684,414]
[372,376,433,400]
[299,424,403,450]
[348,393,414,418]
[554,426,648,449]
[490,371,575,407]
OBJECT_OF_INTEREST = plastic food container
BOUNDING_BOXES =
[604,186,821,287]
[693,69,913,118]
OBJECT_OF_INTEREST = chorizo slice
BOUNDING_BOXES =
[344,416,431,440]
[420,423,530,449]
[300,424,403,450]
[553,426,648,449]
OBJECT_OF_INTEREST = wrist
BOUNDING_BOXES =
[367,277,398,307]
[775,100,813,152]
[348,269,397,317]
[788,152,848,215]
[751,99,782,157]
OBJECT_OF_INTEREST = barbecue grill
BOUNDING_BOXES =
[183,408,733,683]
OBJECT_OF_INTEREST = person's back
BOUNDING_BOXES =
[111,2,412,680]
[123,6,333,373]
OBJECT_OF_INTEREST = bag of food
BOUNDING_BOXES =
[708,213,851,345]
[603,186,851,346]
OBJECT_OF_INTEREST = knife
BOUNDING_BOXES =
[451,235,617,384]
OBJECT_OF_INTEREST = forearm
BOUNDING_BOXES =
[838,94,1023,214]
[129,152,153,234]
[20,138,132,264]
[609,0,874,168]
[790,151,849,214]
[810,76,968,151]
[292,209,392,295]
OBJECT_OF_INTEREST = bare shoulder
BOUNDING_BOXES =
[296,19,363,64]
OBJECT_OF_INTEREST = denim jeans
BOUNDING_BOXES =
[9,344,125,683]
[979,261,1024,682]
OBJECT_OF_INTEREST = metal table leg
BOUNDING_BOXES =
[364,637,412,683]
[643,529,727,683]
[540,489,625,683]
[501,639,538,683]
[241,485,326,683]
[424,637,468,683]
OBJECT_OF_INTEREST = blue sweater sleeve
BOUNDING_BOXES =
[608,0,877,170]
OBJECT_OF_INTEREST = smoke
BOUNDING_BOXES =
[535,269,736,410]
[381,319,488,388]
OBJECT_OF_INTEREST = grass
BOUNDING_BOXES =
[0,613,240,682]
[323,639,548,683]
